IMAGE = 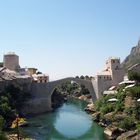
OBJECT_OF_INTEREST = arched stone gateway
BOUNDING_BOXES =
[22,77,96,115]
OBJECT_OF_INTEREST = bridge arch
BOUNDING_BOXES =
[22,77,97,115]
[49,77,97,101]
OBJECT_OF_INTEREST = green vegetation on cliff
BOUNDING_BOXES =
[94,71,140,132]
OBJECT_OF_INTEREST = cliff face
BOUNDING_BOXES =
[122,39,140,71]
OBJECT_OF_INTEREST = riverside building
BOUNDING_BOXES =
[92,57,124,98]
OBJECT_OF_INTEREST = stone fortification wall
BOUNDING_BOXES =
[92,77,113,98]
[0,77,32,93]
[22,82,52,115]
[111,69,124,85]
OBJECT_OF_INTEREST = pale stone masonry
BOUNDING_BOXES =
[92,57,125,98]
[3,52,20,71]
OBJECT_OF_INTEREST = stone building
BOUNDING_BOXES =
[32,73,49,83]
[3,52,20,71]
[92,57,124,98]
[18,68,29,75]
[28,68,37,76]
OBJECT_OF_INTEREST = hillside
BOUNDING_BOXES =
[122,39,140,71]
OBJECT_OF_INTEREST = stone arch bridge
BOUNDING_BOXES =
[22,77,96,115]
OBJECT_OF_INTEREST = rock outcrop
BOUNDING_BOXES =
[122,39,140,71]
[116,131,140,140]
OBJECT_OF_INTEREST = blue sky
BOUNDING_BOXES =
[0,0,140,80]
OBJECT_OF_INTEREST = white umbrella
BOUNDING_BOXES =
[108,98,118,102]
[119,80,135,85]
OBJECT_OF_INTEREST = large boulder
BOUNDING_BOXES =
[104,126,124,140]
[116,131,137,140]
[92,112,100,122]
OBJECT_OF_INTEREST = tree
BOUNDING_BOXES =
[0,62,3,67]
[119,117,134,130]
[0,116,7,140]
[128,71,140,84]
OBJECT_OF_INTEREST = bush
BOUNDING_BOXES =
[0,84,31,127]
[100,103,115,115]
[94,91,125,114]
[115,102,124,112]
[94,96,105,111]
[116,91,126,102]
[136,123,140,132]
[119,117,134,130]
[0,132,7,140]
[126,86,140,98]
[0,116,7,140]
[128,71,140,83]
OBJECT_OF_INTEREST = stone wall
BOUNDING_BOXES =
[0,77,96,116]
[22,77,97,115]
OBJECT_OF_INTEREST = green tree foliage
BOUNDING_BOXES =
[100,103,115,115]
[0,62,3,67]
[55,81,90,95]
[119,117,134,130]
[0,115,5,131]
[0,84,31,127]
[95,92,125,114]
[136,123,140,132]
[56,81,80,95]
[126,86,140,98]
[128,71,140,83]
[133,103,140,120]
[0,116,7,140]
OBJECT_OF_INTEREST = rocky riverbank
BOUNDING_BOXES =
[85,102,140,140]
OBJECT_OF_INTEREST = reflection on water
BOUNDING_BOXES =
[21,98,105,140]
[54,105,92,138]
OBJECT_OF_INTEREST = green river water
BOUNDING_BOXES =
[21,98,105,140]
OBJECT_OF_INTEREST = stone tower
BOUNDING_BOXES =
[3,52,20,71]
[92,57,124,98]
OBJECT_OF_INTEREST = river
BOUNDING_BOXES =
[21,98,105,140]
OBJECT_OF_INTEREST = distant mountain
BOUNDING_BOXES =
[122,39,140,71]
